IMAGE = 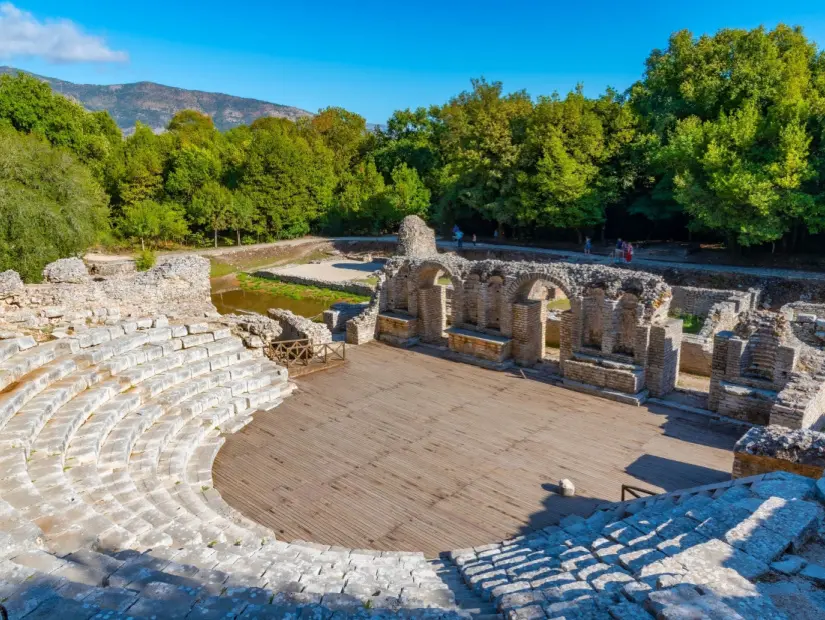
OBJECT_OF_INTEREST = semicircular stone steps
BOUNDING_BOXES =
[0,318,472,619]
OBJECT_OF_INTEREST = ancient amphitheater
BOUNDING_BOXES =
[0,219,824,619]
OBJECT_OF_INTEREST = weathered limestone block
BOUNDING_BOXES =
[42,258,89,284]
[268,308,332,345]
[396,215,437,258]
[732,425,825,479]
[0,270,24,298]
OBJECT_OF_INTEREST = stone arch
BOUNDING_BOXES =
[412,259,461,341]
[503,271,574,305]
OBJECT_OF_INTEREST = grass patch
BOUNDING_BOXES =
[237,273,371,304]
[209,259,237,279]
[547,297,571,311]
[670,311,704,334]
[355,275,379,286]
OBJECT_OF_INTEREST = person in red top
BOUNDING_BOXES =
[624,242,634,263]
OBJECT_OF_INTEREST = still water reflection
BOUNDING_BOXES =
[211,288,332,319]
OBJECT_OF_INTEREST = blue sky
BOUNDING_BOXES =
[2,1,825,124]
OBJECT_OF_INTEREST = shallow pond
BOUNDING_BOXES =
[211,288,331,319]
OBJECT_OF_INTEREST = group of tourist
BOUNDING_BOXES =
[451,225,477,249]
[582,237,634,263]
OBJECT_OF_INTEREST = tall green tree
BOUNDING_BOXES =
[436,78,533,233]
[190,181,232,247]
[0,128,109,281]
[630,25,825,247]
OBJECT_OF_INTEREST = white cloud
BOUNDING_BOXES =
[0,3,127,63]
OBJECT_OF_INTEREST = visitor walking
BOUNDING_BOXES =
[493,229,499,241]
[584,236,592,255]
[624,241,634,263]
[456,229,464,249]
[472,233,477,246]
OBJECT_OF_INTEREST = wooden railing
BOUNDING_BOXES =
[621,484,658,502]
[267,339,346,371]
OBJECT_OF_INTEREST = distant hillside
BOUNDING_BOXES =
[0,66,313,135]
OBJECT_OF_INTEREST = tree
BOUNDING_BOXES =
[119,200,189,250]
[190,181,232,247]
[227,191,258,245]
[385,164,430,221]
[435,78,533,233]
[0,73,120,178]
[167,110,218,147]
[629,25,825,247]
[309,107,369,175]
[165,144,221,202]
[105,123,170,208]
[515,89,611,238]
[239,119,336,238]
[0,128,109,281]
[326,160,387,234]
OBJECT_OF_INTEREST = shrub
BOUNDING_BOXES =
[135,249,156,271]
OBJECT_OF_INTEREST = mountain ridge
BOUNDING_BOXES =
[0,66,314,135]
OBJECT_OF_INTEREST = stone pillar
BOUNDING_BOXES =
[499,277,516,337]
[418,286,446,342]
[559,311,574,372]
[708,331,733,411]
[600,299,620,355]
[476,285,488,330]
[646,319,682,398]
[408,280,419,318]
[568,298,585,353]
[451,279,464,326]
[512,300,545,366]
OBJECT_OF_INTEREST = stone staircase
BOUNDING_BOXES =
[430,558,501,619]
[0,318,467,618]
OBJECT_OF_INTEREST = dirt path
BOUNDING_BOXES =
[88,235,825,282]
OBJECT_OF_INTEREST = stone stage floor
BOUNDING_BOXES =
[214,342,739,557]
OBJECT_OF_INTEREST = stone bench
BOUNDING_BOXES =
[446,327,513,369]
[377,311,419,347]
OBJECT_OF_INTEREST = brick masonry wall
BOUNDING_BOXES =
[447,331,511,362]
[417,286,447,342]
[545,315,561,347]
[512,300,545,366]
[646,319,682,398]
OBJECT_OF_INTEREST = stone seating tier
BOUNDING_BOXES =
[0,319,465,618]
[448,471,825,619]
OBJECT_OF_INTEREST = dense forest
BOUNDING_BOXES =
[3,24,825,281]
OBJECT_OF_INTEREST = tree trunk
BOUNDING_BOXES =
[214,228,218,248]
[497,220,504,241]
[237,229,241,246]
[575,229,583,245]
[140,238,145,252]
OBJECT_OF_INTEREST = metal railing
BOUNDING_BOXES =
[267,338,346,370]
[621,484,658,502]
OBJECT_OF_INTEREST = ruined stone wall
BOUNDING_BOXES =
[545,314,562,347]
[647,319,682,398]
[671,285,758,317]
[732,425,825,479]
[0,256,215,332]
[267,309,332,345]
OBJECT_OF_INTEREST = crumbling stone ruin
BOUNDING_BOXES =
[708,310,825,428]
[366,253,679,405]
[0,255,216,333]
[267,308,332,345]
[396,214,438,258]
[671,285,760,376]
